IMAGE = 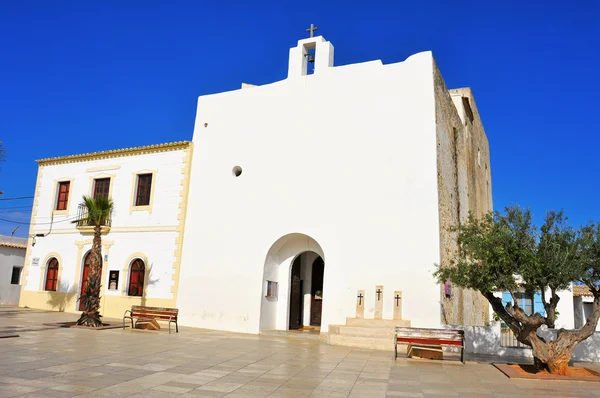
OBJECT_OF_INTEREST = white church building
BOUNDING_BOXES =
[20,35,493,347]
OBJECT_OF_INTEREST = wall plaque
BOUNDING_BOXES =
[108,271,119,290]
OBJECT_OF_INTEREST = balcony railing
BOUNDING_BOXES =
[76,203,112,228]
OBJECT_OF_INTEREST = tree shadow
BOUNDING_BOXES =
[46,281,77,312]
[141,264,159,308]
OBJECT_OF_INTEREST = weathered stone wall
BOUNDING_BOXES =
[434,61,492,326]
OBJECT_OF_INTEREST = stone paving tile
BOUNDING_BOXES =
[50,384,99,394]
[2,307,600,398]
[0,384,42,397]
[19,388,80,398]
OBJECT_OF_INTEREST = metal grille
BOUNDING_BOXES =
[500,326,529,348]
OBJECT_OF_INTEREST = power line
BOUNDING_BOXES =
[0,205,32,211]
[0,215,79,225]
[0,196,34,201]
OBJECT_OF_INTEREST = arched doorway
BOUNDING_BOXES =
[288,253,324,330]
[259,233,325,332]
[79,251,102,311]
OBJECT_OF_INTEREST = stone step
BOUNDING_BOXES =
[328,333,406,352]
[329,325,395,339]
[345,318,411,328]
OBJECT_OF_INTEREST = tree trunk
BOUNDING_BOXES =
[76,225,103,327]
[529,331,576,375]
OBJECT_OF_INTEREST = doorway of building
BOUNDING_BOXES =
[288,256,303,330]
[288,252,324,330]
[310,256,324,326]
[79,251,102,311]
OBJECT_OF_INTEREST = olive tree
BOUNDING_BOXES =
[434,206,600,375]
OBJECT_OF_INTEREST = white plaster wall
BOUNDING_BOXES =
[0,245,26,305]
[33,150,186,233]
[555,289,575,329]
[22,149,187,308]
[178,45,442,334]
[23,231,177,301]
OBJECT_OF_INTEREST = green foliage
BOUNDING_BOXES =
[73,195,114,227]
[435,205,600,373]
[434,205,599,326]
[577,221,600,290]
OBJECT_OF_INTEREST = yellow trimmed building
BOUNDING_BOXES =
[19,141,192,319]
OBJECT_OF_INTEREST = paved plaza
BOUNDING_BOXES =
[0,307,599,398]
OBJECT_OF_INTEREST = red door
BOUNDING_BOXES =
[79,252,101,311]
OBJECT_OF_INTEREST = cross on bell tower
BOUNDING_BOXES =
[306,23,318,38]
[287,28,334,78]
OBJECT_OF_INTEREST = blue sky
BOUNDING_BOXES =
[1,1,599,238]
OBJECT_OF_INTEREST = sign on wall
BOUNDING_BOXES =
[31,257,39,266]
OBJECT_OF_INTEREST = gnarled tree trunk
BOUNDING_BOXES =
[529,332,576,375]
[486,291,600,375]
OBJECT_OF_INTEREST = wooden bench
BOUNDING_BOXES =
[123,306,179,334]
[394,327,464,363]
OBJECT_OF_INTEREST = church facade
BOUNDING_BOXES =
[19,36,492,340]
[176,36,492,335]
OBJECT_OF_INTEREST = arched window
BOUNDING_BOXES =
[128,259,145,297]
[45,258,59,291]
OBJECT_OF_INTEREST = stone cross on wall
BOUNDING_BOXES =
[356,289,365,319]
[393,290,403,320]
[374,285,383,319]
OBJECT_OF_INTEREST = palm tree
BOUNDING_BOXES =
[72,195,114,327]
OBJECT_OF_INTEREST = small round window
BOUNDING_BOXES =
[232,166,242,177]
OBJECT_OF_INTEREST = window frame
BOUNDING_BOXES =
[55,181,71,211]
[52,179,73,215]
[93,177,111,199]
[135,173,153,207]
[129,170,157,214]
[127,259,145,297]
[10,266,22,285]
[514,292,534,316]
[45,258,59,292]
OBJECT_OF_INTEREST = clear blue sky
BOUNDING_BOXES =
[1,1,599,238]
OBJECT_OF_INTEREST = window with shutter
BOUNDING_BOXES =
[45,258,59,291]
[128,259,145,297]
[93,178,110,199]
[135,174,152,206]
[56,181,71,211]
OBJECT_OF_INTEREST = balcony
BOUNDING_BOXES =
[75,203,112,234]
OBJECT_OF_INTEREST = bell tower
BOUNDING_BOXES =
[287,25,334,78]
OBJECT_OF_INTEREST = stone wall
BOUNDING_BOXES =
[434,61,492,326]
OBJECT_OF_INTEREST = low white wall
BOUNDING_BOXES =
[445,323,600,362]
[0,243,26,305]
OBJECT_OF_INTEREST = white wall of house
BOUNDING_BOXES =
[20,145,190,318]
[0,237,26,305]
[178,36,443,334]
[446,323,600,362]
